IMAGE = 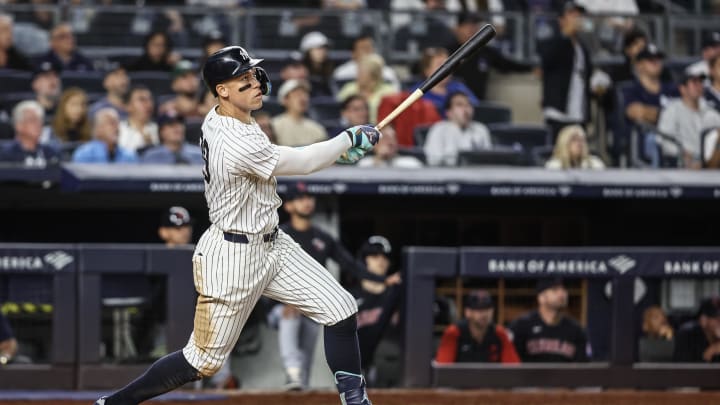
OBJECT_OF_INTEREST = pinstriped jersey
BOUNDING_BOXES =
[199,106,281,234]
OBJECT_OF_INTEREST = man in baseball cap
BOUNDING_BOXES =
[158,206,194,247]
[508,278,589,362]
[674,296,720,362]
[436,289,519,363]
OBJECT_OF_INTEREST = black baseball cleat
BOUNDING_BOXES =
[334,371,372,405]
[93,396,107,405]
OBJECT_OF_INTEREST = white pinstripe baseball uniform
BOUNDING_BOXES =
[182,106,358,376]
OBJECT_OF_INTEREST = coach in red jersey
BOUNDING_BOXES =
[435,290,519,364]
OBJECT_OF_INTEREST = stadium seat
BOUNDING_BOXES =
[261,98,284,116]
[413,124,432,147]
[0,122,14,140]
[397,146,426,164]
[61,71,105,93]
[128,71,173,95]
[531,144,554,166]
[309,98,341,123]
[0,70,33,93]
[488,123,550,164]
[185,120,203,145]
[3,92,35,112]
[457,147,527,166]
[473,100,512,125]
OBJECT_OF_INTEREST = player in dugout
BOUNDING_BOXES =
[435,289,519,363]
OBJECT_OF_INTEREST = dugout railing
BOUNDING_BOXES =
[403,246,720,389]
[0,244,194,390]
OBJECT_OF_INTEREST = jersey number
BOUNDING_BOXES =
[201,137,210,183]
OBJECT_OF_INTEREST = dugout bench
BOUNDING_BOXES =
[403,247,720,389]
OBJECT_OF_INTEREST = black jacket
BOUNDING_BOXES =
[538,35,592,122]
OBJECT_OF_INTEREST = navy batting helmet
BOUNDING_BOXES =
[202,46,271,97]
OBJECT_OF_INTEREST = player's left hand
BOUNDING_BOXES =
[344,125,381,152]
[336,147,366,164]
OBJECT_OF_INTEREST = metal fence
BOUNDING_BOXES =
[3,4,719,65]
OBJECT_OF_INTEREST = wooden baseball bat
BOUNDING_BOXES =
[375,23,497,131]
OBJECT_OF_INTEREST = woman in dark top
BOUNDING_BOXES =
[126,31,175,72]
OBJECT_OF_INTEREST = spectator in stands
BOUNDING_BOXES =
[270,51,310,99]
[674,296,720,363]
[412,47,479,118]
[47,87,91,145]
[358,124,423,168]
[201,31,227,66]
[141,112,203,165]
[377,91,441,147]
[623,44,679,165]
[118,85,159,153]
[509,277,590,362]
[447,12,532,100]
[31,61,62,120]
[705,55,720,111]
[337,54,397,124]
[333,34,401,90]
[0,13,32,70]
[606,28,673,85]
[658,72,720,169]
[253,110,277,144]
[435,289,520,364]
[72,107,138,163]
[0,100,58,167]
[158,60,203,119]
[35,22,94,72]
[638,305,674,362]
[126,31,177,72]
[686,32,720,78]
[391,0,457,51]
[545,125,605,169]
[352,235,403,386]
[538,1,592,141]
[329,94,369,135]
[89,65,130,120]
[0,312,18,365]
[424,91,491,166]
[272,79,327,146]
[300,31,335,97]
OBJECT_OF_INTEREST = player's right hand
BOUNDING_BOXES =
[344,125,381,151]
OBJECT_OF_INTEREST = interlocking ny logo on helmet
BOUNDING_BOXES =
[202,46,271,97]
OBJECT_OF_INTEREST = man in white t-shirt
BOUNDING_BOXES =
[424,92,491,166]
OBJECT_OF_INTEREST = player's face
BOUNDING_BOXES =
[540,285,568,310]
[365,254,390,276]
[218,69,264,112]
[289,194,315,218]
[160,225,192,246]
[465,307,493,330]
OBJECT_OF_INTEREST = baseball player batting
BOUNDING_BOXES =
[94,46,379,405]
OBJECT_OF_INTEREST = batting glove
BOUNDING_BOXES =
[344,125,381,151]
[336,147,367,165]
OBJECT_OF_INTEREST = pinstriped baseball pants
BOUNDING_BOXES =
[182,225,358,377]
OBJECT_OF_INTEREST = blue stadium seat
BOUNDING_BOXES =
[413,124,432,147]
[473,100,512,125]
[128,71,173,95]
[61,71,106,93]
[457,147,527,166]
[0,70,33,93]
